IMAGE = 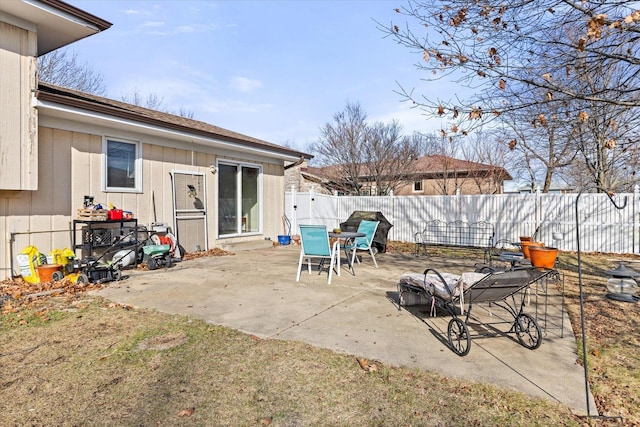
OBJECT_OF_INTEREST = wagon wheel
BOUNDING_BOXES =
[447,318,471,356]
[52,271,64,281]
[165,255,172,268]
[515,313,542,350]
[147,257,157,270]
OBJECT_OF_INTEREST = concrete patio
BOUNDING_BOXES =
[92,244,596,416]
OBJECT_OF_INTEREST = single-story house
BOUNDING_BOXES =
[0,0,310,279]
[395,155,512,195]
[286,155,511,195]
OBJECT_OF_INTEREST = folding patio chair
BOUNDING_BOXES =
[296,224,340,284]
[345,220,380,268]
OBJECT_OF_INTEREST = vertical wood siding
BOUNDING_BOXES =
[0,21,38,190]
[0,128,285,279]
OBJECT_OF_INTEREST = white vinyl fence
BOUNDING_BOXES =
[285,186,640,255]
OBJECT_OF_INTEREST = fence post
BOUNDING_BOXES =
[535,185,542,238]
[309,186,316,223]
[290,185,297,235]
[635,184,639,254]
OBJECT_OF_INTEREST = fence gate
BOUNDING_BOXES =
[171,171,207,253]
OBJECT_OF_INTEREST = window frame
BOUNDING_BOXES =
[102,137,142,193]
[413,180,423,193]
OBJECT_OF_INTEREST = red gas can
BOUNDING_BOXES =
[108,209,123,220]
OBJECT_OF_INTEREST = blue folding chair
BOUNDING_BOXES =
[346,220,380,269]
[296,225,340,284]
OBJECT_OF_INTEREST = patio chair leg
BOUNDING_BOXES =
[296,251,305,282]
[370,248,378,268]
[349,249,357,274]
[328,254,334,285]
[333,241,340,277]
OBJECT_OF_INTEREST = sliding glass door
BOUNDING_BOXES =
[218,161,261,236]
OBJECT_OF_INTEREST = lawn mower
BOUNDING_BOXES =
[65,229,141,284]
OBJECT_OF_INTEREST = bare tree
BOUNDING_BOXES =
[312,102,421,195]
[427,135,467,195]
[380,2,640,191]
[37,48,106,95]
[121,90,165,110]
[38,48,195,119]
[379,1,640,129]
[462,132,515,194]
[121,88,195,119]
[495,96,579,192]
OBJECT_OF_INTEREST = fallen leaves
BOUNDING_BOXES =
[182,248,234,261]
[356,357,378,372]
[178,407,195,417]
[1,277,106,318]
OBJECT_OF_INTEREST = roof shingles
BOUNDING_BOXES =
[36,81,311,160]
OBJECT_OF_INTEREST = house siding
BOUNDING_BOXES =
[395,176,504,195]
[0,21,38,190]
[0,126,285,279]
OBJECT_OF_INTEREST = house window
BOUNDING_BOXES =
[413,180,423,192]
[218,161,262,236]
[103,138,141,192]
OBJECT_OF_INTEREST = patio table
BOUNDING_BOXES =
[329,231,365,275]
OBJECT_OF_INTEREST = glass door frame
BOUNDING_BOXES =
[217,160,263,238]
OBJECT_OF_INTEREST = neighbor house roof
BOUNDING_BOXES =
[36,82,312,161]
[410,155,512,180]
[308,155,512,181]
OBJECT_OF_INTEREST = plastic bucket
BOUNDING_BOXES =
[277,235,291,245]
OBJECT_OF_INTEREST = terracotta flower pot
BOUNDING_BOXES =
[36,264,62,282]
[528,246,558,269]
[520,236,532,242]
[521,240,544,259]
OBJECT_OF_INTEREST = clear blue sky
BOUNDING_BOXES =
[69,0,457,152]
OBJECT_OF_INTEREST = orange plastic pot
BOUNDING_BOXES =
[521,241,544,259]
[519,236,532,242]
[36,264,62,282]
[528,246,559,269]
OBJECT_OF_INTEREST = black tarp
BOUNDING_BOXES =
[339,211,393,253]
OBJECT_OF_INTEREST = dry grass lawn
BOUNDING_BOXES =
[1,243,638,426]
